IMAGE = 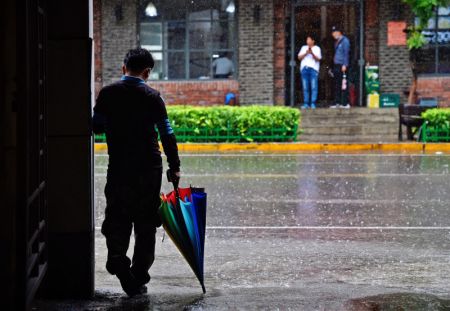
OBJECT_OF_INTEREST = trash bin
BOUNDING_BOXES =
[368,93,380,108]
[365,66,380,108]
[380,94,400,108]
[365,66,380,95]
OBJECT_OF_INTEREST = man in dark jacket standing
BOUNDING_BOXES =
[93,48,181,296]
[330,26,351,109]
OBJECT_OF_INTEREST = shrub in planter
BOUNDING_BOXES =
[422,108,450,128]
[166,105,300,142]
[421,108,450,142]
[95,105,301,143]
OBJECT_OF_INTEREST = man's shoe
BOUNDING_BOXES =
[311,103,317,109]
[138,285,148,294]
[131,266,151,287]
[330,104,340,108]
[301,104,310,109]
[117,270,142,297]
[341,104,351,109]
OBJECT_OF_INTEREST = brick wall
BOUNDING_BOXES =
[273,0,287,106]
[93,0,102,96]
[378,0,413,103]
[238,0,275,105]
[101,0,137,84]
[417,76,450,107]
[365,0,379,65]
[149,80,240,106]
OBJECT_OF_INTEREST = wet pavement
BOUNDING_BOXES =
[35,153,450,310]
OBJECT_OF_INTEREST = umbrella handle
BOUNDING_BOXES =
[167,169,180,199]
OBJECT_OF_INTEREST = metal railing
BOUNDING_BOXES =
[94,125,299,143]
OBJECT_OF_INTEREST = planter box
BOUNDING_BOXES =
[421,123,450,142]
[95,125,299,143]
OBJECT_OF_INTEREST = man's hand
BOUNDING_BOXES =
[342,65,347,73]
[167,169,181,186]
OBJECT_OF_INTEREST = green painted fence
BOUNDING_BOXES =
[421,123,450,142]
[94,125,299,143]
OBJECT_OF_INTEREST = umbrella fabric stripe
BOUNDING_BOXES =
[159,187,207,293]
[187,200,204,276]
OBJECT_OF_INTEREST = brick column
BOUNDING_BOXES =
[273,0,287,106]
[93,0,102,95]
[101,0,137,84]
[379,0,413,103]
[238,0,275,105]
[365,0,380,65]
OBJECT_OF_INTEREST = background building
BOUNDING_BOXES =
[94,0,450,106]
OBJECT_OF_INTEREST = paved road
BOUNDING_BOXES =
[36,153,450,310]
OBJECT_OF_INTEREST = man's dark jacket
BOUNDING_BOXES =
[93,76,180,180]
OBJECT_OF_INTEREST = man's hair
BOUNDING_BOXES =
[307,34,317,42]
[123,48,155,73]
[331,26,343,33]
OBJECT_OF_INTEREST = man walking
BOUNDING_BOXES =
[330,26,350,109]
[298,35,322,109]
[93,48,181,297]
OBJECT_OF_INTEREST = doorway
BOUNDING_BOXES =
[288,1,363,107]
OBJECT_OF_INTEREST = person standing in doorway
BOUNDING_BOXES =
[93,48,181,297]
[330,26,350,109]
[298,35,322,109]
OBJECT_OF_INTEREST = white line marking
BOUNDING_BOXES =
[94,153,450,158]
[93,173,449,178]
[93,196,450,204]
[94,226,450,231]
[205,226,450,230]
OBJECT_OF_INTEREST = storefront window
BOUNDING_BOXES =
[415,6,450,74]
[139,0,237,80]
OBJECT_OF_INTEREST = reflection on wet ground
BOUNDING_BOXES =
[36,153,450,310]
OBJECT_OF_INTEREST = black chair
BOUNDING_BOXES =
[398,104,429,141]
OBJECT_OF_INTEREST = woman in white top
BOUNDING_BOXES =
[298,35,322,109]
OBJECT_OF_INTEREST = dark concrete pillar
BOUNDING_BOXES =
[45,0,94,298]
[0,0,18,309]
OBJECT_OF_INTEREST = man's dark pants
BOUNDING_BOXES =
[101,167,163,285]
[333,64,349,106]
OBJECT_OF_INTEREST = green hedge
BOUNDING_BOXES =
[422,108,450,128]
[421,108,450,142]
[94,105,301,143]
[167,105,300,142]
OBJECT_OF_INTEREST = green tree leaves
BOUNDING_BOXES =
[403,0,450,49]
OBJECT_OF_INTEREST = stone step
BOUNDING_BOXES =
[300,108,398,116]
[299,135,398,143]
[301,126,397,136]
[301,114,398,125]
[301,128,398,135]
[301,118,398,126]
[301,111,398,118]
[298,108,399,143]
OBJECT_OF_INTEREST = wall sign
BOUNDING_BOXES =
[422,30,450,44]
[387,21,407,46]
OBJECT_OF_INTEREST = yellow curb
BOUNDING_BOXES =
[377,143,424,153]
[424,143,450,154]
[94,143,450,154]
[95,143,108,152]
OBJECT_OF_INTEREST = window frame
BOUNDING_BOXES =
[137,1,238,81]
[417,6,450,76]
